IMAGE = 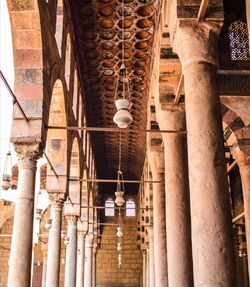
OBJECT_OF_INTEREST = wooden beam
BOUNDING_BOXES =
[227,160,237,173]
[174,73,184,105]
[197,0,209,20]
[232,212,245,223]
[46,125,187,135]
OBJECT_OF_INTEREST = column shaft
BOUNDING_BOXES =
[142,251,146,287]
[159,109,193,287]
[152,173,168,287]
[174,21,236,286]
[8,157,37,287]
[239,165,250,282]
[42,256,47,287]
[46,197,64,287]
[65,216,78,287]
[76,233,86,287]
[146,248,150,287]
[148,229,155,287]
[84,235,93,287]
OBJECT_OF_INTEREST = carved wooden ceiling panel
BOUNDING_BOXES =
[68,0,161,194]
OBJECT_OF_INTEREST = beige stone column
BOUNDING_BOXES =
[148,148,168,287]
[92,242,98,287]
[157,107,193,287]
[45,194,65,287]
[76,230,87,287]
[142,250,146,287]
[234,144,250,283]
[84,234,94,287]
[42,256,47,287]
[7,154,38,287]
[147,227,155,287]
[173,20,236,286]
[146,245,150,287]
[64,215,78,287]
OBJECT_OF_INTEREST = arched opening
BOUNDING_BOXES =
[68,138,80,203]
[126,198,136,217]
[105,198,115,217]
[55,0,64,56]
[65,34,71,89]
[46,79,67,191]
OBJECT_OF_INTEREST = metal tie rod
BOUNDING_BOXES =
[46,125,187,134]
[0,70,28,122]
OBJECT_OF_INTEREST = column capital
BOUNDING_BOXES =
[14,142,43,160]
[85,234,94,247]
[48,192,66,208]
[233,143,250,167]
[173,20,222,68]
[77,221,88,234]
[156,106,186,132]
[147,145,164,176]
[65,215,78,225]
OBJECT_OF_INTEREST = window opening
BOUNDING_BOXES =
[229,20,250,61]
[105,198,115,216]
[126,199,136,217]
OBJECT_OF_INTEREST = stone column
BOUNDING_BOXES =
[76,230,87,287]
[157,107,193,287]
[84,234,94,287]
[148,227,155,287]
[173,20,236,286]
[7,154,38,287]
[234,144,250,283]
[46,194,65,287]
[64,215,78,287]
[92,242,98,287]
[142,250,146,287]
[146,245,150,287]
[42,256,47,287]
[148,148,168,287]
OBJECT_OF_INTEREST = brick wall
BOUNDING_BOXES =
[96,216,143,287]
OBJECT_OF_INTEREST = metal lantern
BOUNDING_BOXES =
[113,99,133,129]
[116,226,123,238]
[115,170,125,207]
[35,190,43,220]
[45,219,52,230]
[1,151,12,190]
[117,242,122,252]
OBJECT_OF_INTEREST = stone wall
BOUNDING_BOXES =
[96,216,143,287]
[0,207,13,287]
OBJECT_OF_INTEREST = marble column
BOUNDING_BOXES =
[46,194,65,287]
[173,20,236,286]
[234,144,250,283]
[148,148,168,287]
[64,215,78,287]
[76,231,86,287]
[157,107,193,287]
[7,155,37,287]
[148,227,155,287]
[84,234,94,287]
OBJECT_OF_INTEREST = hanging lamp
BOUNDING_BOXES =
[113,0,133,129]
[1,151,12,190]
[115,133,125,207]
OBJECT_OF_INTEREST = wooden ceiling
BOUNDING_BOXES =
[68,0,162,194]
